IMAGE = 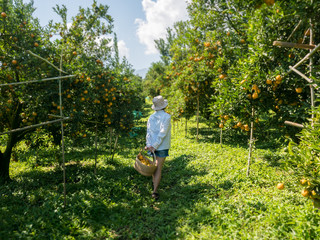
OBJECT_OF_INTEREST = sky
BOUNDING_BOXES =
[23,0,190,74]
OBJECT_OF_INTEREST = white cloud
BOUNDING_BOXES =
[117,40,130,59]
[135,0,189,55]
[99,36,130,59]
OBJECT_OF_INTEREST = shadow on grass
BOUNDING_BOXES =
[261,152,284,167]
[188,127,249,148]
[188,126,287,150]
[0,151,223,239]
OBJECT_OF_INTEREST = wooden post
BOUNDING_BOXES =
[185,118,188,137]
[111,135,119,161]
[59,53,67,207]
[196,93,200,142]
[286,43,320,76]
[246,107,254,177]
[220,128,223,147]
[289,67,319,90]
[287,20,302,41]
[109,127,113,155]
[309,19,315,127]
[94,123,98,175]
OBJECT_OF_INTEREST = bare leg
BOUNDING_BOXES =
[153,156,166,193]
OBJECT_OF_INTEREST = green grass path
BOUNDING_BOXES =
[1,114,320,239]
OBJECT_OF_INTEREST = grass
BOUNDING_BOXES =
[1,107,320,239]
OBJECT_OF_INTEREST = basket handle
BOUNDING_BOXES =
[151,151,156,162]
[141,147,156,162]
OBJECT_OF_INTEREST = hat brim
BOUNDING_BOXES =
[152,99,168,110]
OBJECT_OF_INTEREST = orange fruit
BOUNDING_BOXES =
[34,42,39,47]
[1,12,7,18]
[264,0,275,6]
[266,79,272,85]
[219,74,226,80]
[277,183,284,190]
[301,189,309,197]
[300,179,307,185]
[252,92,259,100]
[252,84,258,90]
[12,60,17,65]
[219,123,224,128]
[296,87,303,93]
[275,75,282,82]
[204,42,210,47]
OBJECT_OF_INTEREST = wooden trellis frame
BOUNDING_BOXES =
[1,45,121,206]
[1,75,72,207]
[273,19,319,128]
[246,19,318,176]
[0,48,74,207]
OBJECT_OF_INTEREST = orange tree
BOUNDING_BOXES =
[159,21,216,130]
[144,61,168,97]
[286,105,320,207]
[0,0,143,183]
[0,0,59,182]
[143,29,176,98]
[51,5,144,144]
[158,0,319,142]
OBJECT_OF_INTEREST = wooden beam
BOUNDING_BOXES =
[273,41,316,50]
[0,117,70,135]
[287,20,302,41]
[284,121,304,129]
[284,43,320,77]
[289,66,320,91]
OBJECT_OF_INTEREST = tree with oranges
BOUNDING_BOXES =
[152,0,319,144]
[0,0,144,183]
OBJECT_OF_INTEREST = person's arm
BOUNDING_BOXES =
[152,115,171,150]
[146,118,153,148]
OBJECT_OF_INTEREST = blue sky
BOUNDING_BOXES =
[24,0,189,73]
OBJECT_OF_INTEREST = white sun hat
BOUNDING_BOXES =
[151,95,168,111]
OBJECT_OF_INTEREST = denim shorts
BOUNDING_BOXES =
[148,149,169,158]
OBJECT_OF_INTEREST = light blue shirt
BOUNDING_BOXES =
[146,110,171,150]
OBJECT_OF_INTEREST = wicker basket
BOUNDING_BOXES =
[134,151,157,176]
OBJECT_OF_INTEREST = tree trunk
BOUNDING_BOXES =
[196,93,199,142]
[0,133,17,184]
[0,151,11,184]
[0,103,23,184]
